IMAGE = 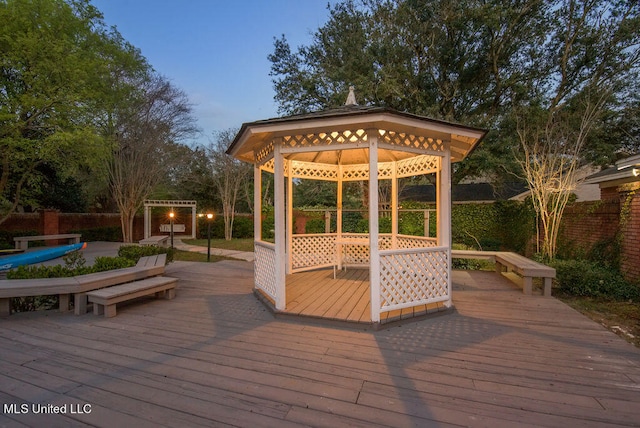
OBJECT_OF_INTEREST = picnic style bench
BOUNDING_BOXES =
[0,254,168,317]
[451,250,556,296]
[139,235,169,247]
[14,234,81,250]
[87,276,177,318]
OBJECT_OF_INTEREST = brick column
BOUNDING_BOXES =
[40,209,60,245]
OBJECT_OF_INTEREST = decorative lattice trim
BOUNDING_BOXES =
[379,248,449,312]
[282,129,368,149]
[379,129,444,152]
[254,242,277,300]
[396,155,440,177]
[289,161,338,181]
[397,235,438,249]
[292,234,337,270]
[255,141,274,165]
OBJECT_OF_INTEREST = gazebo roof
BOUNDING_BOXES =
[227,105,487,165]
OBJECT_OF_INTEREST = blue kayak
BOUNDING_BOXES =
[0,242,87,272]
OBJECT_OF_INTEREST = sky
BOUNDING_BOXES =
[92,0,335,147]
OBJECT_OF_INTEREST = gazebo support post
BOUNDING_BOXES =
[144,205,151,239]
[286,160,293,274]
[368,130,381,323]
[337,165,343,269]
[253,165,262,241]
[391,162,398,248]
[437,152,453,308]
[273,142,286,310]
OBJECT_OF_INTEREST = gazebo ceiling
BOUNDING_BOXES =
[228,105,487,166]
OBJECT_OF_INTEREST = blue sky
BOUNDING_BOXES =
[92,0,335,146]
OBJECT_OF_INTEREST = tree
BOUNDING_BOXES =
[0,0,140,224]
[207,130,252,240]
[268,0,548,182]
[105,75,197,243]
[514,0,639,259]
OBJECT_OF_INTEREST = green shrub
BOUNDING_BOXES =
[117,245,173,263]
[232,216,254,238]
[70,226,122,242]
[551,259,639,301]
[92,256,135,271]
[305,217,326,234]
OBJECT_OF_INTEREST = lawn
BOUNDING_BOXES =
[172,250,230,263]
[182,238,254,252]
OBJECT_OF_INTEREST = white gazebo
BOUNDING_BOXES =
[228,92,486,325]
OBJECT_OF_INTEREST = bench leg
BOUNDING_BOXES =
[0,298,10,317]
[74,293,88,315]
[543,278,552,297]
[59,294,70,312]
[93,303,104,316]
[523,276,533,295]
[93,303,116,318]
[103,304,117,318]
[165,288,176,300]
[495,261,505,273]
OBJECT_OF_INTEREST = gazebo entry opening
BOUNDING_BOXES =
[228,99,486,325]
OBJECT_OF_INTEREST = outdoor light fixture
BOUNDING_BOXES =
[206,213,214,262]
[633,168,639,177]
[169,211,175,248]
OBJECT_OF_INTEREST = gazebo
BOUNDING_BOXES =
[227,91,486,325]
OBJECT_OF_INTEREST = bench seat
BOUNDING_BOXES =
[139,236,169,247]
[87,276,177,318]
[494,253,555,297]
[14,234,81,250]
[0,254,167,317]
[451,249,555,296]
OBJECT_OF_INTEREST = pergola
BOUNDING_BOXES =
[227,94,486,324]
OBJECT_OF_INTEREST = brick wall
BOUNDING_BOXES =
[560,200,620,253]
[1,211,144,242]
[619,187,640,281]
[560,183,639,283]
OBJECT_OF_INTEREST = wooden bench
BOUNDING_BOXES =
[87,276,177,318]
[14,234,81,250]
[451,249,556,296]
[494,252,555,297]
[0,254,167,317]
[139,235,169,247]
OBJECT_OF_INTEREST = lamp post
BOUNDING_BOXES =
[169,211,175,249]
[206,213,214,262]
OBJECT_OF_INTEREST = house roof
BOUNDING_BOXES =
[584,154,640,186]
[227,104,487,165]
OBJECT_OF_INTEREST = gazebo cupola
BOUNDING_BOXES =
[228,89,486,325]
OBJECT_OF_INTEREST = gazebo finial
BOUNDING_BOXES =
[345,86,357,106]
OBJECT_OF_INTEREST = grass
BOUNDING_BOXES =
[182,238,254,252]
[172,249,231,263]
[555,294,640,348]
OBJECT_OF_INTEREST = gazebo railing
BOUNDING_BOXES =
[378,246,450,314]
[254,241,277,301]
[290,232,438,270]
[291,233,337,272]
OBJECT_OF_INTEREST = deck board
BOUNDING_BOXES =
[0,260,639,427]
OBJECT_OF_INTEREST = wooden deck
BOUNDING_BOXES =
[1,260,639,427]
[267,268,447,326]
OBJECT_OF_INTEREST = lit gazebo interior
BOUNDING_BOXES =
[228,91,486,326]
